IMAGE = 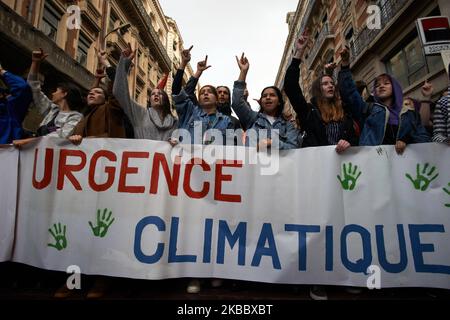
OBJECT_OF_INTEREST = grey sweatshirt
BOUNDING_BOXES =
[113,56,177,141]
[27,73,82,138]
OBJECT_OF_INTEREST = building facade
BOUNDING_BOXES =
[276,0,450,106]
[0,0,196,129]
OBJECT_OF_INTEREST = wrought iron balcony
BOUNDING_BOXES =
[351,0,410,59]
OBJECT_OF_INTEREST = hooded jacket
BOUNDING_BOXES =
[338,67,430,145]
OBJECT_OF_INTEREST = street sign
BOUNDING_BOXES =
[416,16,450,55]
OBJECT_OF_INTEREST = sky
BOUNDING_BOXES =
[158,0,299,109]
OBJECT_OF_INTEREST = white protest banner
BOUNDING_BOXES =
[11,138,450,289]
[0,146,19,261]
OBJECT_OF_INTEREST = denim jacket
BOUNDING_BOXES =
[397,107,431,144]
[232,80,300,149]
[173,90,234,145]
[338,67,430,145]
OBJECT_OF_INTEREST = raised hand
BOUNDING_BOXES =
[89,208,115,238]
[180,45,193,68]
[94,67,107,79]
[122,42,136,60]
[48,223,67,251]
[32,48,49,62]
[405,163,439,191]
[294,29,309,58]
[235,52,249,72]
[197,55,211,73]
[324,62,337,76]
[337,162,362,191]
[340,46,350,66]
[96,48,110,67]
[421,80,433,98]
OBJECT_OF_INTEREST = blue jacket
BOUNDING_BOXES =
[173,90,234,145]
[397,108,430,144]
[338,67,429,145]
[0,72,32,144]
[232,80,299,149]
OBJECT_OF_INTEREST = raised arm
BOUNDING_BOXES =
[92,48,109,88]
[337,47,366,122]
[173,55,211,126]
[27,48,55,116]
[172,45,193,95]
[112,43,146,126]
[283,34,309,128]
[231,53,258,128]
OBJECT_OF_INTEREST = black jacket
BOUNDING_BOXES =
[283,58,358,147]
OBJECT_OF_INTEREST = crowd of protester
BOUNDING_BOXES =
[1,28,449,299]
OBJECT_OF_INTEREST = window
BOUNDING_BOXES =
[41,1,61,41]
[345,27,355,56]
[77,32,91,67]
[147,64,152,77]
[109,11,119,33]
[135,89,141,101]
[137,50,142,68]
[386,36,444,88]
[173,40,177,52]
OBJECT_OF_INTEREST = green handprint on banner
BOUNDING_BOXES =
[443,183,450,208]
[405,163,439,191]
[337,162,362,191]
[48,223,67,251]
[89,208,115,238]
